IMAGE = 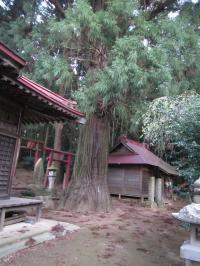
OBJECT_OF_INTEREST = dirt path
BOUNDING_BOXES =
[0,198,188,266]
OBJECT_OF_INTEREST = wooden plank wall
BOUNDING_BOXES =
[124,166,141,196]
[142,167,153,197]
[0,96,21,199]
[0,96,19,134]
[0,134,16,198]
[108,165,155,198]
[108,165,144,197]
[107,166,124,195]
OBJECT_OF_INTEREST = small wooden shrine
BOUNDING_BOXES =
[108,136,179,202]
[0,42,84,229]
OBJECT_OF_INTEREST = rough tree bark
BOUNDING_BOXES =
[53,122,63,182]
[62,0,109,212]
[62,113,111,212]
[54,122,63,151]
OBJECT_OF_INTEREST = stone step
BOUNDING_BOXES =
[0,218,79,258]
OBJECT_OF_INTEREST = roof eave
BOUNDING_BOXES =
[0,42,26,68]
[17,76,85,120]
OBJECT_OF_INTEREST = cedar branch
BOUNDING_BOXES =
[148,0,178,19]
[48,0,65,18]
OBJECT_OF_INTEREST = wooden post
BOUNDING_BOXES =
[140,167,143,201]
[0,209,6,231]
[63,154,72,190]
[141,196,144,204]
[10,137,21,196]
[36,204,42,222]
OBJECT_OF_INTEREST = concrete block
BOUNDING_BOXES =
[0,218,79,258]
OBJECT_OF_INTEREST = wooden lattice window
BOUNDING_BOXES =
[0,134,16,198]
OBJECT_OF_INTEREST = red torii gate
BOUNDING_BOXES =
[43,146,73,190]
[26,139,43,167]
[24,139,73,190]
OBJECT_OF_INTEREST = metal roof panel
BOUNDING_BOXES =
[109,137,179,176]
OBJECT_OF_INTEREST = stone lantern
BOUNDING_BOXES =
[173,203,200,266]
[47,165,58,191]
[193,177,200,204]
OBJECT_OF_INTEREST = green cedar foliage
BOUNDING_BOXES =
[1,0,200,152]
[1,1,200,117]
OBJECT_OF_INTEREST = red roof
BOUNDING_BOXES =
[109,137,178,176]
[17,76,84,118]
[0,41,85,122]
[0,42,26,67]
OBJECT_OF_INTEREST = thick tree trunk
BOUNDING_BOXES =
[54,122,63,151]
[54,122,63,182]
[62,113,111,212]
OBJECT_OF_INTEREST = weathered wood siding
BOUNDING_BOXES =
[0,96,21,199]
[124,166,141,196]
[142,167,153,196]
[108,165,151,197]
[107,166,124,195]
[0,134,16,198]
[0,97,19,134]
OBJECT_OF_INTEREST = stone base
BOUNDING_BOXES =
[146,201,158,208]
[180,240,200,263]
[185,260,200,266]
[193,195,200,204]
[156,201,164,208]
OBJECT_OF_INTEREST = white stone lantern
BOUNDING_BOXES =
[47,165,57,191]
[193,178,200,204]
[173,203,200,266]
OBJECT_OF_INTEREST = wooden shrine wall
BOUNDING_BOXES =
[107,165,155,198]
[107,165,144,197]
[0,96,21,199]
[0,96,19,134]
[0,135,16,198]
